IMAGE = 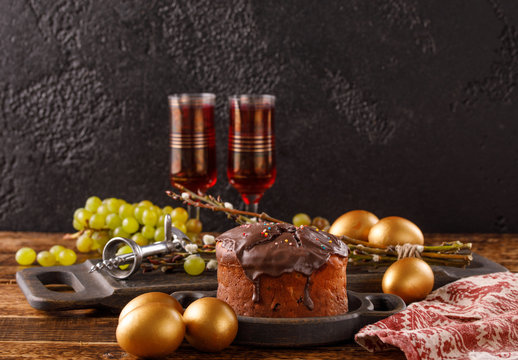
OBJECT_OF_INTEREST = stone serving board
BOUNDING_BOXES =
[16,253,507,312]
[172,289,406,346]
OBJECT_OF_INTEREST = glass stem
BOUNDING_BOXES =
[245,202,259,215]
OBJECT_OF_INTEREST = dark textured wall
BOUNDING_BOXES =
[1,0,517,233]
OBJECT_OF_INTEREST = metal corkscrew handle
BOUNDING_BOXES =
[89,214,191,279]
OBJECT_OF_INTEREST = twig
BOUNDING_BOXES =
[166,184,473,268]
[165,183,285,224]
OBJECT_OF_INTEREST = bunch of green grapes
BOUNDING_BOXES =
[15,245,77,267]
[73,196,203,253]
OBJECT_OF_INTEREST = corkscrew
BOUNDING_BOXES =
[89,214,190,279]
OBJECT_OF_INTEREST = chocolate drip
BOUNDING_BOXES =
[252,279,261,302]
[303,277,314,310]
[217,223,349,306]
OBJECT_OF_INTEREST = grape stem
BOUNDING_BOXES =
[166,184,473,268]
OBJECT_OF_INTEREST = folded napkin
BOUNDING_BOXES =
[355,272,518,360]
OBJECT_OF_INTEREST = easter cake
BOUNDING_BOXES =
[215,222,349,318]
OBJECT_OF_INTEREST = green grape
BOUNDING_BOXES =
[186,218,203,234]
[116,244,132,255]
[141,225,155,239]
[96,204,110,217]
[116,245,133,270]
[89,214,106,230]
[138,200,153,208]
[75,208,92,227]
[105,213,122,230]
[85,196,102,213]
[157,214,165,227]
[118,204,135,219]
[183,255,205,276]
[171,207,188,224]
[76,233,93,253]
[162,206,173,215]
[73,219,84,231]
[91,232,109,252]
[154,227,165,242]
[73,208,83,220]
[152,208,161,224]
[173,221,187,234]
[49,245,66,259]
[104,198,120,213]
[37,251,56,267]
[113,227,130,238]
[58,249,77,266]
[122,217,139,234]
[292,213,312,227]
[131,233,148,246]
[134,206,146,224]
[15,247,36,266]
[142,209,158,226]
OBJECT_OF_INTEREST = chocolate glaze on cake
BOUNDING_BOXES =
[216,222,349,310]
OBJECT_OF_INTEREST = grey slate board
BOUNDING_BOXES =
[16,253,507,312]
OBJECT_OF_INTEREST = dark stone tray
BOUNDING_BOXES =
[16,253,507,312]
[173,289,406,346]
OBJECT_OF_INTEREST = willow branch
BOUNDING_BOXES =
[165,183,285,224]
[165,183,473,268]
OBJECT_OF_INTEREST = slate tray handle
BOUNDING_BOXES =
[16,262,114,311]
[172,290,217,307]
[356,291,406,326]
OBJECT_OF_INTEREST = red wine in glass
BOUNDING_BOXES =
[227,95,276,213]
[169,93,217,202]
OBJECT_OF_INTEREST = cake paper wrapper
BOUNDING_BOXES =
[355,272,518,360]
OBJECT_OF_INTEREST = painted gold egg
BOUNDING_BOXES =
[328,210,379,241]
[368,216,424,247]
[119,291,184,321]
[183,297,238,352]
[116,302,185,358]
[382,257,434,304]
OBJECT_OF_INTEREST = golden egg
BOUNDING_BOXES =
[328,210,379,240]
[382,257,434,304]
[116,302,185,358]
[183,297,238,352]
[119,292,184,321]
[368,216,424,247]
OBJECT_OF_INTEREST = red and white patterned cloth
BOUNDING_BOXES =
[355,272,518,360]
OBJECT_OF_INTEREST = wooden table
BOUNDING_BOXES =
[1,232,517,359]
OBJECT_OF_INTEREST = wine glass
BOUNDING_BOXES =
[169,93,217,216]
[227,94,276,213]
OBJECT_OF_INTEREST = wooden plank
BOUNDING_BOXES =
[0,317,117,342]
[0,341,405,360]
[0,284,119,317]
[0,342,126,360]
[0,232,75,253]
